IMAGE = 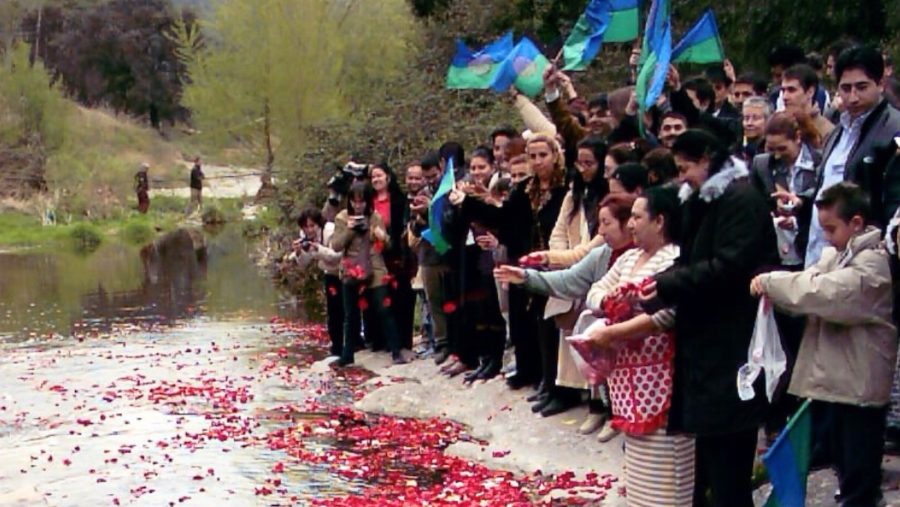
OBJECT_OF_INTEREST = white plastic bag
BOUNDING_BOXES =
[566,311,618,386]
[737,297,786,403]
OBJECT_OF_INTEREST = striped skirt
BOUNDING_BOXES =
[624,431,695,507]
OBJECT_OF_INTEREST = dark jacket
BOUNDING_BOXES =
[382,190,417,280]
[461,177,567,261]
[670,88,740,150]
[655,158,778,435]
[750,145,823,263]
[818,99,900,226]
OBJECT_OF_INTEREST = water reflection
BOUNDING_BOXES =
[0,225,288,343]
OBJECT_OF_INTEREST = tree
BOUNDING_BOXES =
[170,0,416,174]
[20,0,193,130]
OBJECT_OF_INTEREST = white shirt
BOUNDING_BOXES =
[804,110,872,267]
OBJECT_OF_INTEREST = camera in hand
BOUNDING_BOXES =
[350,215,368,233]
[300,238,312,251]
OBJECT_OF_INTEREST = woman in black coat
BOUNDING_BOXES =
[456,134,568,393]
[645,130,777,507]
[369,162,416,354]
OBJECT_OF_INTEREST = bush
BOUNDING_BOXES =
[122,219,156,245]
[68,223,103,252]
[202,205,227,225]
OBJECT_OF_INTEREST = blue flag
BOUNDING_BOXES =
[488,37,550,98]
[635,0,671,134]
[561,0,640,71]
[763,400,812,507]
[422,157,456,254]
[672,9,725,64]
[447,32,514,90]
[561,0,611,71]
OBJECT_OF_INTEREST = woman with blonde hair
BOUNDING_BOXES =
[453,133,567,395]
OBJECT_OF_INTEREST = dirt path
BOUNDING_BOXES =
[149,162,264,200]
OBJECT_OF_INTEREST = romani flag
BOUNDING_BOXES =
[672,9,725,64]
[488,37,550,98]
[763,399,812,507]
[421,157,456,254]
[562,0,639,71]
[634,0,671,135]
[446,32,514,90]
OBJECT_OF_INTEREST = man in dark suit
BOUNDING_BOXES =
[805,46,900,266]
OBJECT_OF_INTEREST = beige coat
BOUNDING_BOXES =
[331,210,389,289]
[547,190,593,268]
[546,190,598,389]
[761,227,897,406]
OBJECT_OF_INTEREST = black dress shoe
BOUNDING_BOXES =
[505,374,536,390]
[433,347,451,365]
[475,359,501,380]
[336,357,355,367]
[531,396,553,413]
[540,397,578,417]
[526,382,548,402]
[464,362,489,383]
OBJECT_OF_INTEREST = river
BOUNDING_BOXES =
[0,226,387,506]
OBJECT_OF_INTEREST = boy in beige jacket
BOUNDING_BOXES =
[751,182,897,506]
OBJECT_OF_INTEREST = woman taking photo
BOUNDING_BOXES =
[644,129,776,507]
[331,180,411,367]
[581,186,691,506]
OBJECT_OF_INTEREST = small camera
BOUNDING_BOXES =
[300,238,312,251]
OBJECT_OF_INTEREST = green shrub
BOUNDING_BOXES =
[202,205,226,225]
[122,219,156,245]
[68,223,103,252]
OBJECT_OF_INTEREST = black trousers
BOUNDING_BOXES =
[693,428,758,507]
[507,286,543,382]
[390,275,416,351]
[342,283,399,363]
[816,401,887,507]
[323,274,344,357]
[466,278,506,365]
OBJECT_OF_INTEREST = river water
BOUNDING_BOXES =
[0,227,379,506]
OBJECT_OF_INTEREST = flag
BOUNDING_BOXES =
[446,32,514,90]
[672,9,725,64]
[604,0,640,42]
[634,0,671,135]
[422,157,456,254]
[489,37,550,98]
[562,0,640,71]
[763,400,812,507]
[561,0,611,71]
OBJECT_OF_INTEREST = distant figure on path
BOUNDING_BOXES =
[189,157,204,213]
[135,162,150,214]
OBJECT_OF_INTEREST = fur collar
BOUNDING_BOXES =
[678,157,749,203]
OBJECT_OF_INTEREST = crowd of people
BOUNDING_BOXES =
[288,41,900,507]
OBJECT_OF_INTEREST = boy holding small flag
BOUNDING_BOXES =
[752,182,897,506]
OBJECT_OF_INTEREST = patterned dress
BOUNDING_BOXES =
[586,244,695,507]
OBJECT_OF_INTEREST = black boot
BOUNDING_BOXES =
[475,358,501,380]
[464,359,489,383]
[526,381,548,402]
[540,396,580,417]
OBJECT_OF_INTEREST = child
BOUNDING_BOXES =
[751,182,897,506]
